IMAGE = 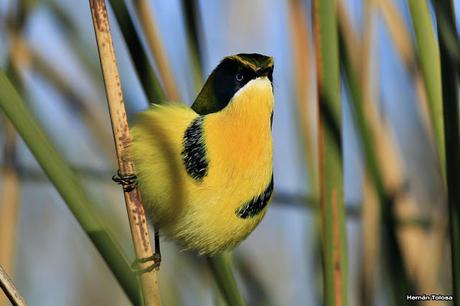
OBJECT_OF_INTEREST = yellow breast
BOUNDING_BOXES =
[178,78,274,253]
[203,77,273,208]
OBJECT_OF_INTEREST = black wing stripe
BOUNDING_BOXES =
[235,175,274,219]
[182,116,208,181]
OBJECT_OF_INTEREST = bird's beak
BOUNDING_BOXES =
[257,65,274,82]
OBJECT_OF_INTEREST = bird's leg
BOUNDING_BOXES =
[113,170,162,273]
[112,169,138,192]
[154,227,161,257]
[131,229,161,274]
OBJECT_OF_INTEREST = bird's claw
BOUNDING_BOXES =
[112,170,138,192]
[131,253,161,274]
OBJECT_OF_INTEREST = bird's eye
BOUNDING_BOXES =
[236,73,244,82]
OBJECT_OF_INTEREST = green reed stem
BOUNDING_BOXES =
[408,0,445,176]
[0,72,141,305]
[109,0,164,104]
[312,0,348,305]
[339,26,415,306]
[433,1,460,305]
[207,255,246,306]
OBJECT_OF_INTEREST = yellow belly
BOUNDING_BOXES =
[130,78,274,254]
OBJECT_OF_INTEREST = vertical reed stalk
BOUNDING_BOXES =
[0,265,27,306]
[433,1,460,304]
[88,1,162,305]
[312,0,348,305]
[133,0,180,101]
[406,1,447,297]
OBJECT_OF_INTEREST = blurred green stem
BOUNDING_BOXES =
[109,0,164,104]
[236,255,272,306]
[312,0,348,305]
[207,254,245,306]
[339,26,414,306]
[433,1,460,304]
[408,0,445,176]
[28,46,114,157]
[133,0,181,101]
[0,72,140,305]
[180,0,204,91]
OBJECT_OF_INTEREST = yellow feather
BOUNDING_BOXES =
[130,77,274,254]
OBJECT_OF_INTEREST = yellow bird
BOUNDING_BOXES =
[129,53,274,255]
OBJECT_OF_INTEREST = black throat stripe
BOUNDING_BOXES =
[235,175,274,219]
[182,116,208,181]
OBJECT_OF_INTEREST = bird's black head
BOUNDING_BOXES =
[192,53,274,115]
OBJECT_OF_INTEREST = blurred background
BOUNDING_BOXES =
[0,0,458,305]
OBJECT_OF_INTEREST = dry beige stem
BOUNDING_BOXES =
[0,122,20,306]
[336,13,384,301]
[88,0,162,305]
[0,265,27,306]
[288,0,318,194]
[1,30,26,306]
[359,9,381,304]
[134,0,180,101]
[377,0,414,66]
[361,175,379,305]
[336,1,362,69]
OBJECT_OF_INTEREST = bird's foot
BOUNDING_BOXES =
[112,170,138,192]
[131,253,161,274]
